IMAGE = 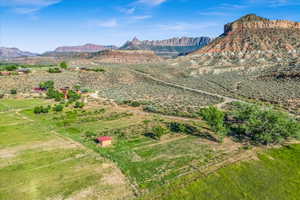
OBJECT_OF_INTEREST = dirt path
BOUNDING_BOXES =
[131,70,246,106]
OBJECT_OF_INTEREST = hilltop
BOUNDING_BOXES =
[53,43,117,53]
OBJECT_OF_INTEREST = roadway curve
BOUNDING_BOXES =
[131,70,245,108]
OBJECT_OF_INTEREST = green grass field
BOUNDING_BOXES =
[0,99,133,200]
[13,98,240,193]
[143,144,300,200]
[30,105,240,192]
[2,98,300,200]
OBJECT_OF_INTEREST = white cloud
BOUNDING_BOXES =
[0,0,61,7]
[119,7,136,14]
[0,0,61,14]
[94,19,118,28]
[131,15,152,20]
[136,0,167,6]
[13,7,40,14]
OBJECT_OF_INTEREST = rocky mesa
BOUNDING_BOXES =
[186,14,300,68]
[194,14,300,54]
[120,36,211,58]
[54,43,117,53]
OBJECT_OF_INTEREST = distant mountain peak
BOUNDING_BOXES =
[0,47,37,59]
[132,37,140,42]
[234,14,269,23]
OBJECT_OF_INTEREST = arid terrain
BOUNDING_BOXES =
[1,14,300,200]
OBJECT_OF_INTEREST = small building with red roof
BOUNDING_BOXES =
[97,136,112,147]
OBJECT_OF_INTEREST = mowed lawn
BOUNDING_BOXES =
[0,99,133,200]
[144,144,300,200]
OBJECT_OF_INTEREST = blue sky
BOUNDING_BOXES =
[0,0,300,53]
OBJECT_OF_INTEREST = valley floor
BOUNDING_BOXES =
[1,97,299,200]
[0,99,133,200]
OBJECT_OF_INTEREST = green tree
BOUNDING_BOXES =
[60,61,68,69]
[67,90,81,102]
[229,103,300,145]
[200,106,227,142]
[46,88,64,101]
[39,80,54,90]
[169,122,186,133]
[34,105,51,114]
[10,89,17,95]
[53,104,64,112]
[48,68,62,73]
[74,101,85,109]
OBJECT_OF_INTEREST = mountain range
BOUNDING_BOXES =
[2,14,300,66]
[120,37,212,58]
[0,47,37,59]
[54,43,117,53]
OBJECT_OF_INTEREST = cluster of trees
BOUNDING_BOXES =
[47,61,67,73]
[228,103,300,145]
[0,63,52,70]
[39,81,54,90]
[1,65,18,71]
[144,121,200,140]
[199,106,228,142]
[199,103,300,145]
[48,68,62,73]
[36,81,85,113]
[39,81,81,103]
[34,105,51,114]
[34,104,65,114]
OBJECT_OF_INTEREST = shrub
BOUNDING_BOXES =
[53,104,64,112]
[152,125,169,140]
[228,103,300,145]
[169,122,186,133]
[34,105,51,114]
[11,72,19,76]
[48,68,61,73]
[199,106,227,141]
[143,105,159,113]
[92,68,105,72]
[60,61,68,69]
[74,101,85,109]
[0,93,4,99]
[34,106,42,114]
[10,89,17,95]
[130,101,141,107]
[39,80,54,90]
[74,85,81,91]
[46,88,64,101]
[67,90,81,102]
